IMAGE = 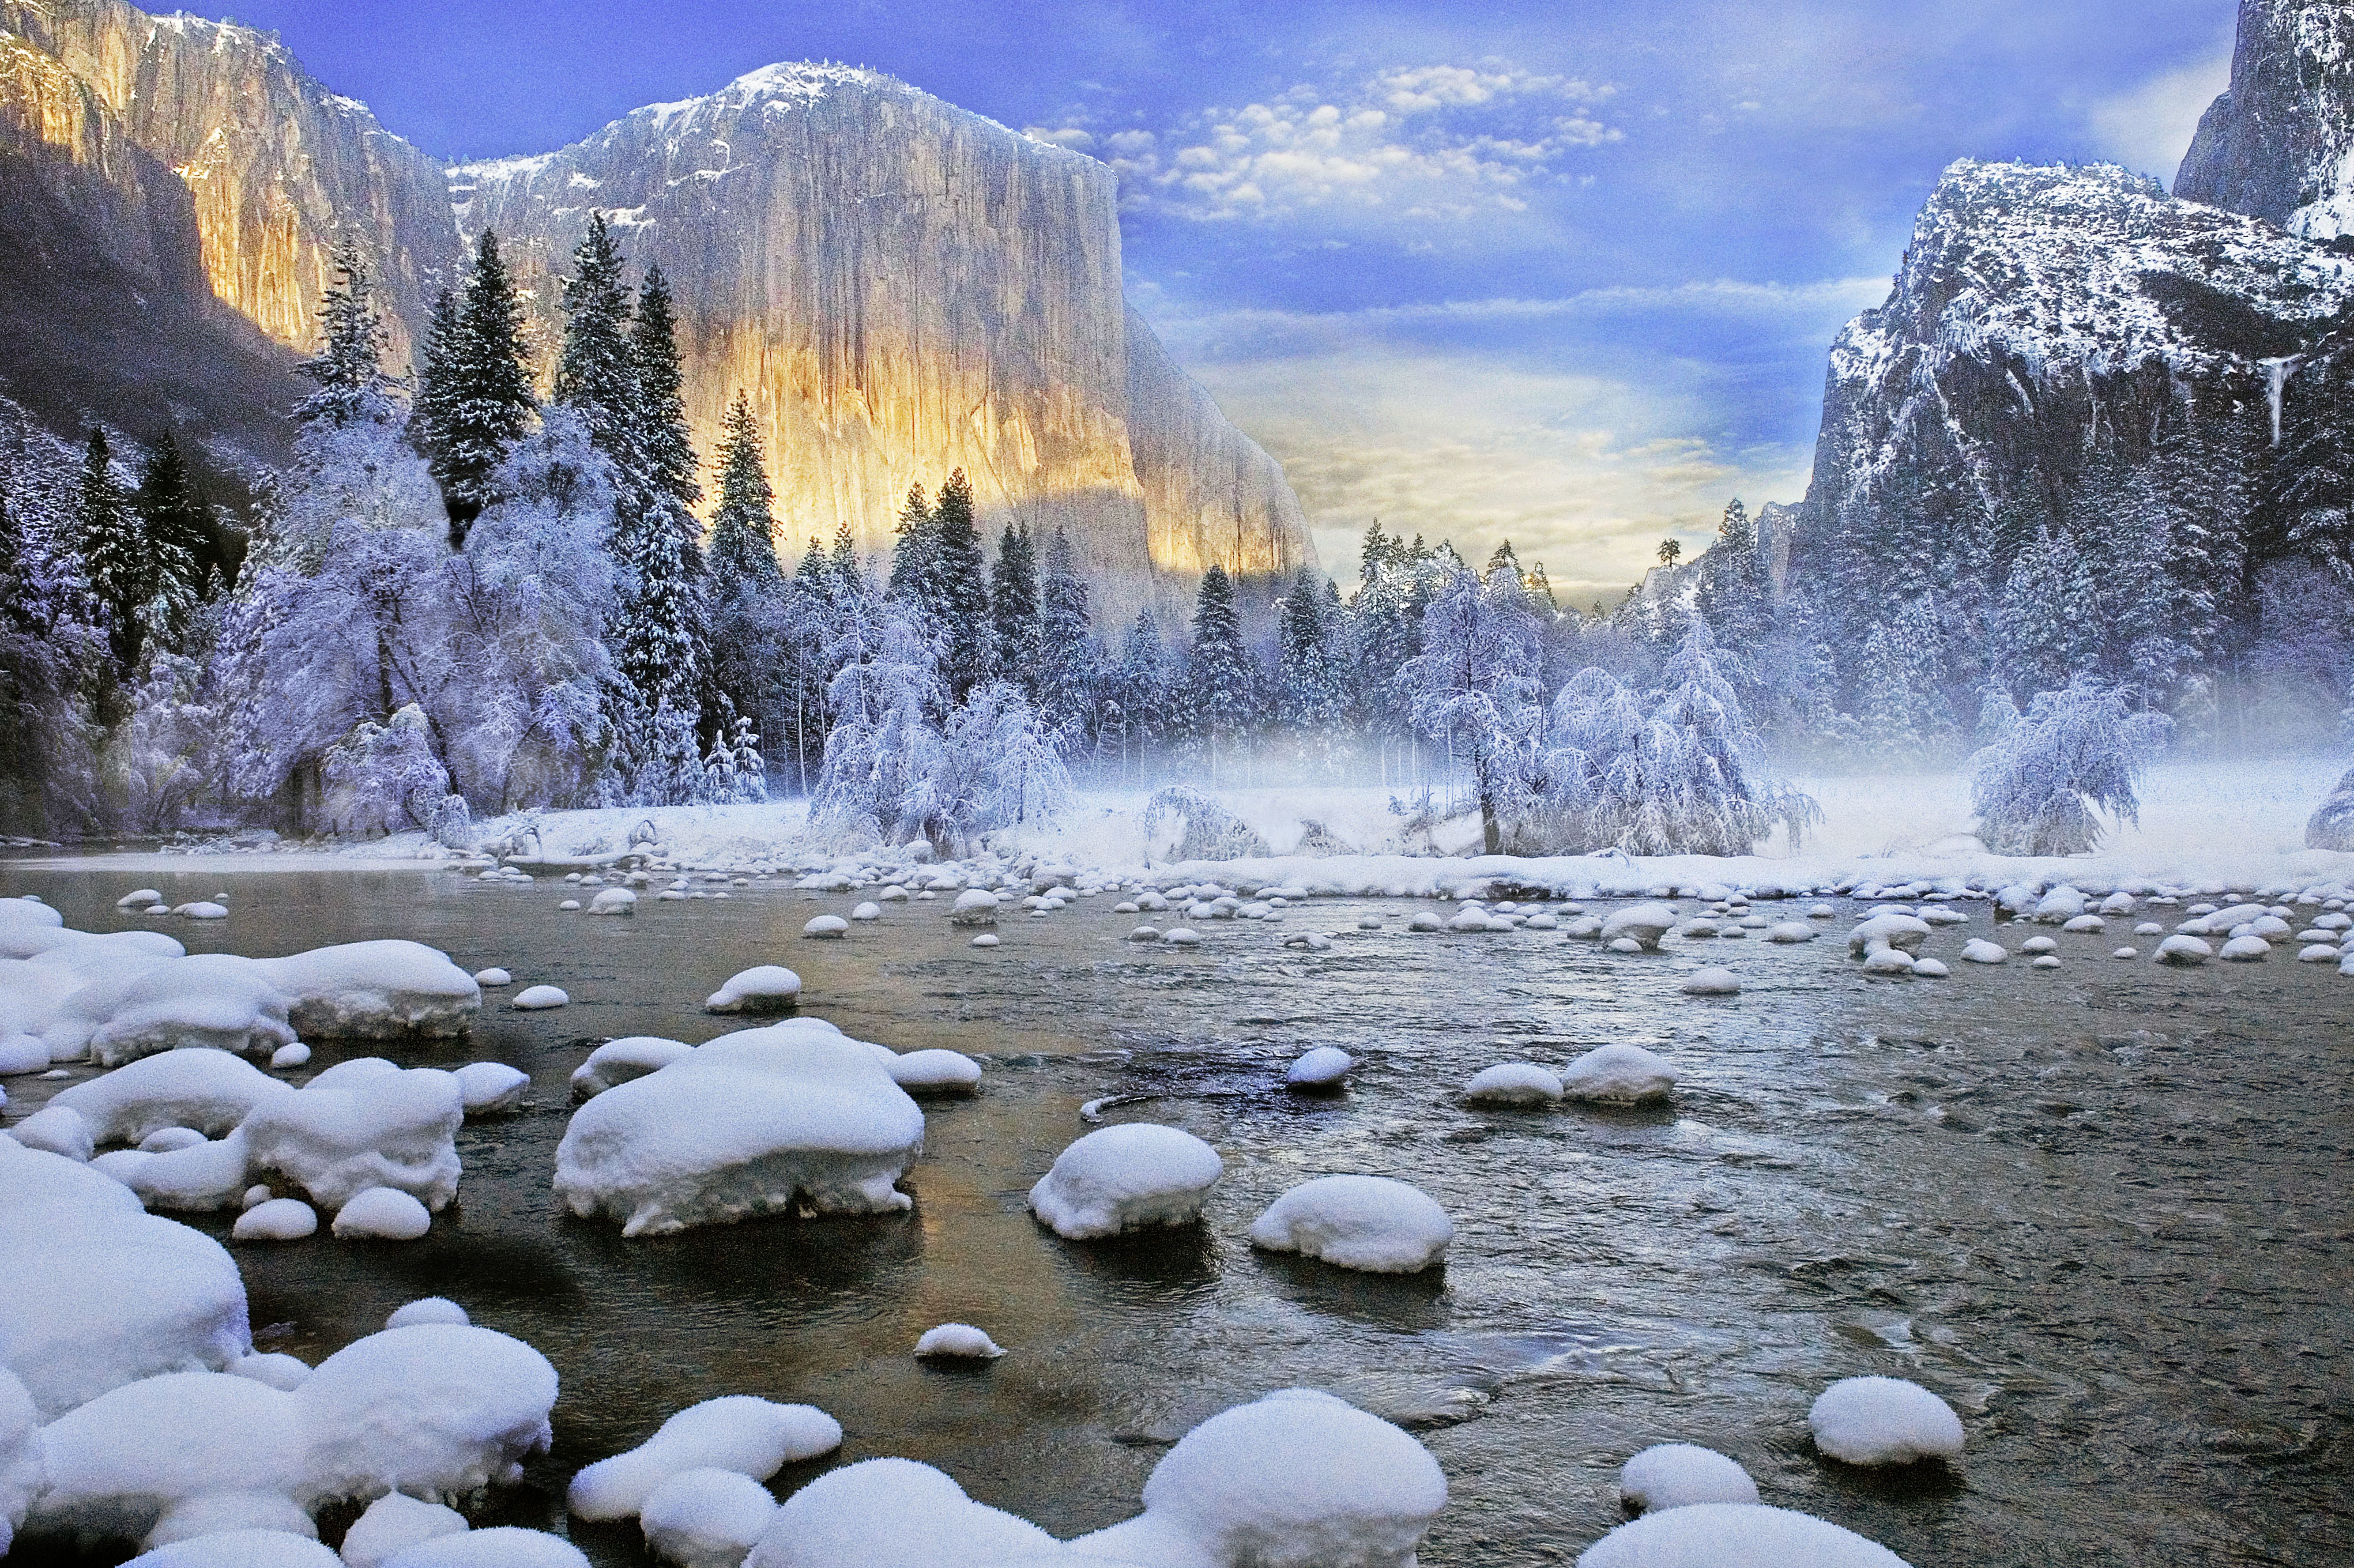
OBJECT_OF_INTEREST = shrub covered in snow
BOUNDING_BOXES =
[1968,679,2170,856]
[1143,785,1271,862]
[2307,764,2354,851]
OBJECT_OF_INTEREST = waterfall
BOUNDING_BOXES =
[2259,355,2303,446]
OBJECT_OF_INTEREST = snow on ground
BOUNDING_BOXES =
[82,757,2341,898]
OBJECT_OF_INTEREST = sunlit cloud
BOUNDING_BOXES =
[2088,51,2230,185]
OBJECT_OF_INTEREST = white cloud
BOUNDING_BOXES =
[2090,52,2230,184]
[1036,60,1622,224]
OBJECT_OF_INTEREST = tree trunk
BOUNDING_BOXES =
[1480,792,1500,856]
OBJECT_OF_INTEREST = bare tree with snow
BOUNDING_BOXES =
[1968,678,2171,856]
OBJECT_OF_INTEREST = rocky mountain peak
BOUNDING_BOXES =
[2177,0,2354,237]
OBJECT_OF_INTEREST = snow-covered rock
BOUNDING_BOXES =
[640,1468,780,1568]
[10,1104,94,1161]
[269,1044,310,1070]
[380,1527,589,1566]
[471,969,512,987]
[1599,903,1677,950]
[123,1531,340,1566]
[884,1048,982,1094]
[1462,1063,1563,1106]
[242,1059,463,1211]
[1286,1046,1353,1087]
[914,1324,1004,1360]
[0,1140,252,1420]
[301,1323,557,1501]
[340,1493,470,1568]
[1247,1175,1452,1273]
[1961,939,2007,964]
[1560,1044,1677,1105]
[704,966,803,1014]
[588,888,637,916]
[1160,927,1201,946]
[45,955,298,1068]
[1764,923,1815,943]
[333,1186,433,1240]
[742,1457,1055,1568]
[1028,1123,1223,1240]
[851,902,882,922]
[802,916,848,940]
[512,985,569,1010]
[1070,1389,1446,1568]
[1863,948,1917,975]
[232,1199,317,1242]
[1682,966,1740,996]
[572,1037,695,1098]
[452,1061,529,1116]
[1807,1376,1965,1465]
[1576,1503,1911,1567]
[96,1131,256,1212]
[569,1396,841,1520]
[254,942,480,1041]
[174,903,230,921]
[554,1028,925,1236]
[2156,935,2214,965]
[2220,934,2271,961]
[387,1298,469,1329]
[1618,1444,1759,1513]
[53,1048,289,1145]
[949,890,1000,927]
[1848,914,1931,958]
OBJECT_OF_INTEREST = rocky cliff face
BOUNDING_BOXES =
[2176,0,2354,237]
[453,64,1311,626]
[0,0,460,466]
[1782,157,2354,686]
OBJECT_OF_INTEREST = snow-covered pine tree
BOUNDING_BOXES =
[706,392,780,591]
[810,585,942,844]
[1104,609,1168,778]
[929,470,991,701]
[1275,566,1347,741]
[553,213,638,469]
[1996,528,2096,695]
[1178,563,1259,779]
[1397,566,1544,853]
[73,429,154,684]
[988,524,1041,691]
[829,520,865,596]
[406,287,460,471]
[629,263,701,510]
[1856,596,1952,762]
[1695,498,1771,652]
[298,245,398,430]
[1036,527,1095,736]
[1968,677,2170,856]
[132,434,211,611]
[887,484,936,605]
[0,486,84,832]
[429,232,537,544]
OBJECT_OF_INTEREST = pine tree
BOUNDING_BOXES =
[1276,567,1346,734]
[1179,564,1258,776]
[75,429,151,678]
[930,469,991,701]
[408,287,461,462]
[797,535,829,594]
[1696,497,1770,651]
[829,520,865,596]
[1035,526,1094,732]
[705,392,780,591]
[888,484,937,604]
[630,263,700,509]
[430,231,537,543]
[988,524,1041,690]
[553,213,638,468]
[297,244,396,429]
[1106,609,1168,776]
[1397,566,1544,854]
[132,434,212,600]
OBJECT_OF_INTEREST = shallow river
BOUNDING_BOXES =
[2,862,2349,1567]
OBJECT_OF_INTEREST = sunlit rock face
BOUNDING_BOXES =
[2176,0,2354,239]
[0,0,460,370]
[454,64,1312,623]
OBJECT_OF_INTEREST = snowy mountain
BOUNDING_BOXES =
[2177,0,2354,237]
[452,63,1313,626]
[0,0,462,465]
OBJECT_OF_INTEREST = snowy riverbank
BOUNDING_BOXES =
[37,758,2353,899]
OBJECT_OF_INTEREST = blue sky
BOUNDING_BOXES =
[218,0,2240,600]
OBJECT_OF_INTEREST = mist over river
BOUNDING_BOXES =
[2,861,2346,1567]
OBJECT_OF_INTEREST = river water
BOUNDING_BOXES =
[2,862,2348,1567]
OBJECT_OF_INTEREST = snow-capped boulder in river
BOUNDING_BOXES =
[883,1049,983,1095]
[45,955,298,1068]
[913,1324,1003,1360]
[1561,1044,1677,1105]
[1248,1175,1453,1274]
[1848,914,1931,959]
[1600,904,1678,951]
[1070,1389,1447,1568]
[949,890,1000,927]
[1577,1503,1913,1567]
[742,1457,1055,1568]
[2156,934,2214,965]
[241,1059,464,1212]
[254,942,480,1041]
[571,1037,695,1098]
[1286,1046,1353,1088]
[639,1469,781,1568]
[569,1395,843,1521]
[1462,1063,1563,1106]
[53,1048,290,1146]
[1618,1444,1758,1513]
[554,1028,925,1236]
[1028,1123,1224,1240]
[1808,1376,1965,1466]
[704,967,803,1014]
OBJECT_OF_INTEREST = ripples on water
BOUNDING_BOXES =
[2,864,2348,1566]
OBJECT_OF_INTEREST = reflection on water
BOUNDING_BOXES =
[2,860,2350,1566]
